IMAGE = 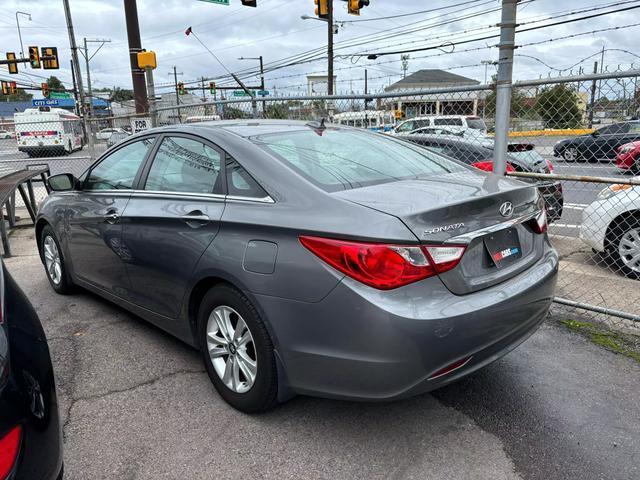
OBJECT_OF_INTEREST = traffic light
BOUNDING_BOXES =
[347,0,369,15]
[241,0,257,6]
[209,82,216,94]
[6,52,18,74]
[1,82,8,95]
[29,46,41,68]
[314,0,329,19]
[177,81,185,95]
[41,47,59,69]
[9,82,17,95]
[41,82,50,98]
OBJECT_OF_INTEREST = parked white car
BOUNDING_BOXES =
[96,127,128,141]
[0,129,14,139]
[581,180,640,279]
[392,115,487,136]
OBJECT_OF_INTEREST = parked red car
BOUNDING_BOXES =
[615,141,640,173]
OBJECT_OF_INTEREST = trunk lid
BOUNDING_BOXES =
[333,171,545,294]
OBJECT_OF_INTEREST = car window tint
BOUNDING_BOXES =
[434,118,463,126]
[255,128,466,192]
[85,137,155,190]
[226,159,268,198]
[145,136,221,194]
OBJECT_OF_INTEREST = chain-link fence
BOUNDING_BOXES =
[2,69,639,334]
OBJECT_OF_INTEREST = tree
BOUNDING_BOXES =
[264,103,288,119]
[223,106,247,119]
[46,76,65,92]
[7,88,32,101]
[111,87,134,102]
[484,87,528,118]
[535,84,583,129]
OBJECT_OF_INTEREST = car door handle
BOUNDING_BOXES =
[180,210,210,228]
[104,208,120,224]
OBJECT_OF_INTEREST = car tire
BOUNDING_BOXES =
[197,284,279,413]
[40,225,75,294]
[562,147,579,162]
[606,215,640,280]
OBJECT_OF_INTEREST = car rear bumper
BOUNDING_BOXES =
[256,242,558,401]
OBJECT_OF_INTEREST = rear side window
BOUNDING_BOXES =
[85,137,155,190]
[466,118,487,131]
[255,128,466,192]
[226,159,268,198]
[434,118,463,126]
[145,136,222,194]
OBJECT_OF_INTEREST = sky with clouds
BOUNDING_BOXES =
[1,0,639,99]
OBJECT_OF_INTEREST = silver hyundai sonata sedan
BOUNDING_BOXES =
[36,120,558,412]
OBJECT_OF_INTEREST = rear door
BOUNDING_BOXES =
[65,136,156,293]
[121,133,226,317]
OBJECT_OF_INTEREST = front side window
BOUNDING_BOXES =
[255,128,466,192]
[85,137,155,190]
[145,136,222,194]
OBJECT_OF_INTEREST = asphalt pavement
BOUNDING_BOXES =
[4,229,639,480]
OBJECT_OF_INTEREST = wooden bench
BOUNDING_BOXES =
[0,164,50,258]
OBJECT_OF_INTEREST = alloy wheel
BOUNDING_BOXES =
[43,236,62,285]
[618,227,640,274]
[563,147,578,161]
[206,305,257,394]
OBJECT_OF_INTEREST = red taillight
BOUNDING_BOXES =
[472,161,515,173]
[545,159,554,173]
[529,209,548,234]
[0,425,22,479]
[299,236,466,290]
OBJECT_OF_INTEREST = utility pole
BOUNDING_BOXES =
[401,54,409,78]
[82,38,111,120]
[493,0,517,177]
[327,0,334,96]
[364,69,369,111]
[239,55,266,116]
[588,61,598,129]
[62,0,88,144]
[123,0,148,113]
[83,38,93,119]
[70,59,79,116]
[170,66,183,122]
[146,68,157,127]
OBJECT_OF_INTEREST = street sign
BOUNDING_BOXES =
[197,0,230,4]
[233,90,252,97]
[32,99,59,107]
[49,91,72,99]
[257,90,270,97]
[130,117,152,134]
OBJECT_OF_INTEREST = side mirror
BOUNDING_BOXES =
[48,173,79,192]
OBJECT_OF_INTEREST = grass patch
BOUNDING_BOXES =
[561,319,640,363]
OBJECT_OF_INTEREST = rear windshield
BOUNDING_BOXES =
[434,118,463,127]
[253,128,466,192]
[466,118,487,130]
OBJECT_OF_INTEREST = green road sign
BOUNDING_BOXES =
[197,0,230,5]
[257,90,269,97]
[233,90,252,97]
[49,91,72,99]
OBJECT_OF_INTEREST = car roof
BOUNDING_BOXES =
[154,119,335,138]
